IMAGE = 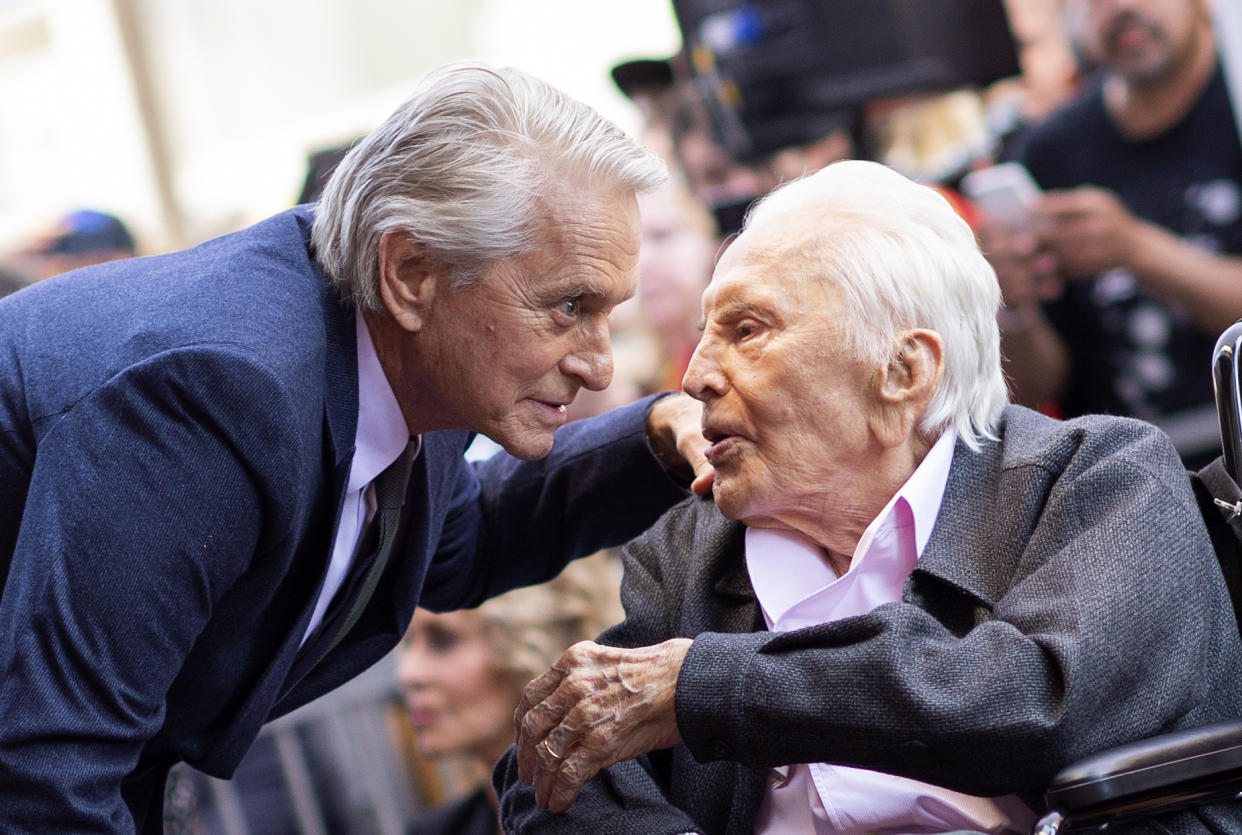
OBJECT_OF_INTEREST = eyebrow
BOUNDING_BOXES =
[539,276,630,305]
[713,300,768,323]
[699,300,768,334]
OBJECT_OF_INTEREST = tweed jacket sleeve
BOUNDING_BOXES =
[499,407,1242,832]
[494,496,744,834]
[675,408,1242,802]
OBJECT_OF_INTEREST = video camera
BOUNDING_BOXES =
[670,0,1022,164]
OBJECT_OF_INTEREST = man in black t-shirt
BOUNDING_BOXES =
[982,0,1242,469]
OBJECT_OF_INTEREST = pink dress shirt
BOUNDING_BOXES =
[746,430,1036,834]
[300,309,416,645]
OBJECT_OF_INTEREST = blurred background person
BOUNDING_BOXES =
[16,208,137,280]
[609,55,680,162]
[864,89,995,187]
[982,0,1241,469]
[667,84,856,239]
[609,50,857,241]
[635,177,719,393]
[396,554,623,835]
[986,0,1091,160]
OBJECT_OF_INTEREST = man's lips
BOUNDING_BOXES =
[702,425,746,462]
[530,397,573,422]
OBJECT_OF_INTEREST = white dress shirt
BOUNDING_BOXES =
[300,309,416,646]
[746,429,1035,835]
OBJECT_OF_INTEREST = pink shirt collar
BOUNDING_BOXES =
[744,429,1035,834]
[745,428,956,630]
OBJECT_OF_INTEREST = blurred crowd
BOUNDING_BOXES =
[3,0,1237,831]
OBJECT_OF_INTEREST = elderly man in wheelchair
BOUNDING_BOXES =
[494,160,1242,834]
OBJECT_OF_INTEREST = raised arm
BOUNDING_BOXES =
[418,394,704,611]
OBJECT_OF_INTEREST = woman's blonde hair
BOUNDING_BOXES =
[474,552,623,688]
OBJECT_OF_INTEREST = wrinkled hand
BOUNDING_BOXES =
[646,393,713,496]
[514,638,692,813]
[1038,186,1141,278]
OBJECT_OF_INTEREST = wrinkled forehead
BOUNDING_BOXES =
[703,210,841,313]
[510,185,641,290]
[544,181,641,244]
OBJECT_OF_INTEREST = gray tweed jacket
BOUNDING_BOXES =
[497,405,1242,834]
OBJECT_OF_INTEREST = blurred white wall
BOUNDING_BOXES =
[0,0,680,254]
[0,1,156,248]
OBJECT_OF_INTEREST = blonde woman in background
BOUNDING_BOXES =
[636,178,720,394]
[396,553,623,834]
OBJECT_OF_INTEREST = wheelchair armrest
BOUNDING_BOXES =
[1043,720,1242,827]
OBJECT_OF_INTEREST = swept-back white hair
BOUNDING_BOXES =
[312,63,667,310]
[745,159,1007,449]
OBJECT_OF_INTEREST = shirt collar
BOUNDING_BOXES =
[835,425,958,574]
[351,308,416,491]
[888,426,957,558]
[745,428,957,627]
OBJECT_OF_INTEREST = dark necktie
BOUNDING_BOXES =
[284,438,417,691]
[322,437,417,656]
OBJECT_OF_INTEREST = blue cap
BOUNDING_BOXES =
[43,210,135,256]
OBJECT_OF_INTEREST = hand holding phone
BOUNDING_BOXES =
[961,162,1042,227]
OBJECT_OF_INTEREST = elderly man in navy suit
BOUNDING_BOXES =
[0,63,706,832]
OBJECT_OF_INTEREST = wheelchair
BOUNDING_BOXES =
[1031,322,1242,832]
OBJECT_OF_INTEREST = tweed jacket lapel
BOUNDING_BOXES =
[910,430,1013,610]
[697,510,764,634]
[689,508,779,831]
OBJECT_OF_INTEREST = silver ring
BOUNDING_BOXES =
[540,738,563,760]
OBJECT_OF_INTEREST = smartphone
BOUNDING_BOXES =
[961,162,1042,227]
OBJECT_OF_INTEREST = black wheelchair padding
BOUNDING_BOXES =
[1043,720,1242,829]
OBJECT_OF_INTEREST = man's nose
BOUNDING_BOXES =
[561,319,614,392]
[682,340,723,401]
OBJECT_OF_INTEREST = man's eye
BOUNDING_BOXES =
[557,298,580,318]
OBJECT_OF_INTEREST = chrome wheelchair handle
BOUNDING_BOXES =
[1211,320,1242,483]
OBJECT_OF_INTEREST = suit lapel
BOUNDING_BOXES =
[693,511,780,831]
[320,284,358,473]
[275,284,359,701]
[699,512,762,632]
[911,426,1010,609]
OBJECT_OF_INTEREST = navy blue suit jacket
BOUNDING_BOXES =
[0,207,686,832]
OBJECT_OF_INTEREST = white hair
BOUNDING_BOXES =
[745,159,1008,449]
[311,63,667,310]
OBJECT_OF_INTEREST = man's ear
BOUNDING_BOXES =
[871,329,945,446]
[377,230,445,332]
